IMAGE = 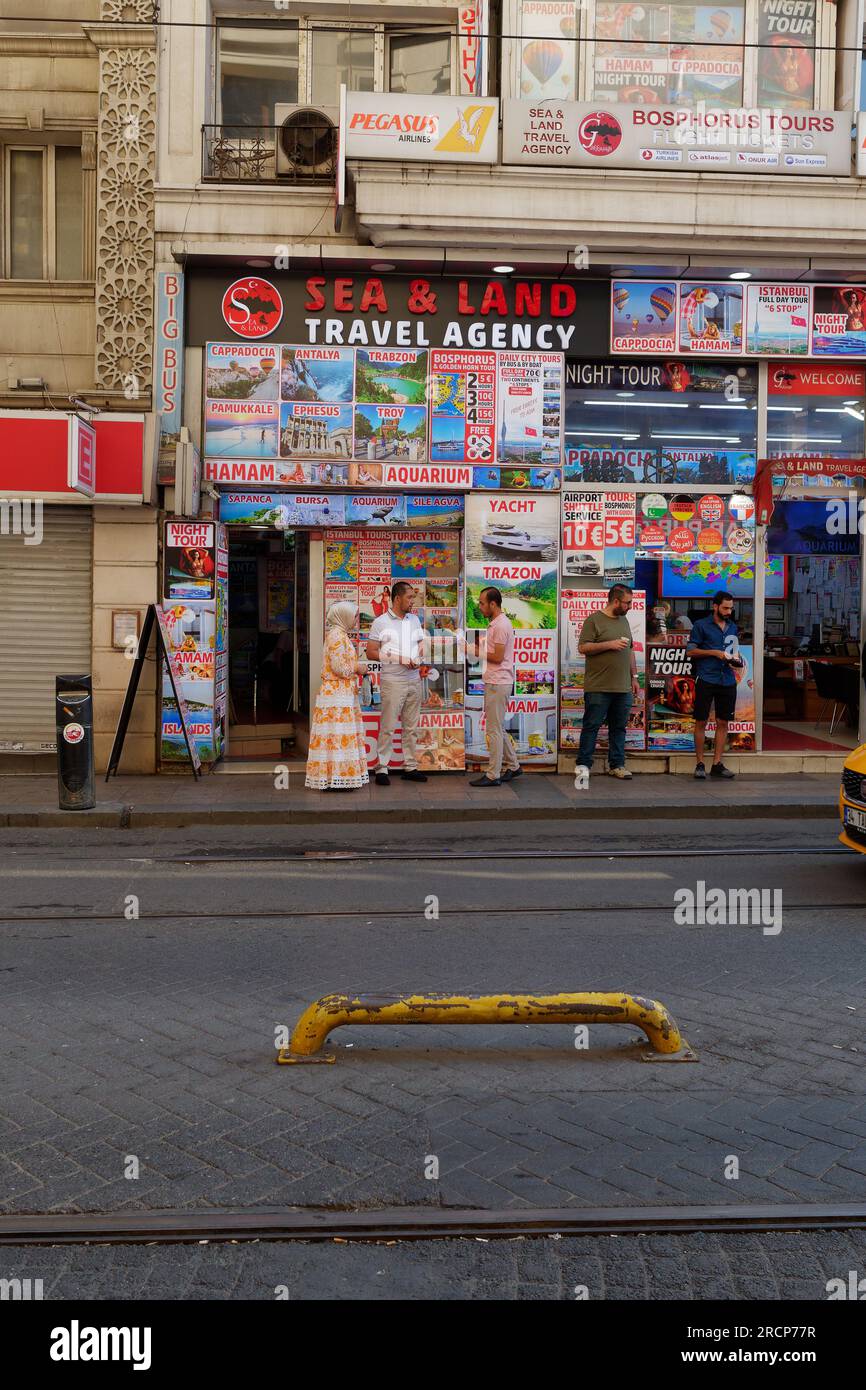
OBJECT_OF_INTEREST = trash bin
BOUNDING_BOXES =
[56,674,95,810]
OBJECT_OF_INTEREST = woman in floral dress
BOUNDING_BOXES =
[305,601,369,791]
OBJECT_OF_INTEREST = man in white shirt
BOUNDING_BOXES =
[366,581,427,786]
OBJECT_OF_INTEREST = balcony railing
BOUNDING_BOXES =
[201,122,337,185]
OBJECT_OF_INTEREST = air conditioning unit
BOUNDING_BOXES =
[275,104,338,177]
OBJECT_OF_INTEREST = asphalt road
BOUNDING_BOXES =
[1,815,865,1301]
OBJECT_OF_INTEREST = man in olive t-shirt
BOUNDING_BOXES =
[575,584,641,780]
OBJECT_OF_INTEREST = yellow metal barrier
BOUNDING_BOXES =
[276,992,695,1064]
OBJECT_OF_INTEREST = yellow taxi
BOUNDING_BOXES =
[839,745,866,853]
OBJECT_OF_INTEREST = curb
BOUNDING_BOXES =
[0,799,838,829]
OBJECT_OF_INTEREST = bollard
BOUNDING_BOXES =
[56,674,95,811]
[277,991,696,1064]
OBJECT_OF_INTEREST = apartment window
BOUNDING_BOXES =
[216,18,458,123]
[310,26,376,106]
[218,21,300,127]
[4,144,83,281]
[388,31,455,94]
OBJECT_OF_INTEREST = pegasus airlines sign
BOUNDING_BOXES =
[345,92,499,163]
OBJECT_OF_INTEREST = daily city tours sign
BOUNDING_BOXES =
[502,100,852,175]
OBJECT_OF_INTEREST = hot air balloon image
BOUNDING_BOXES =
[559,12,577,39]
[522,39,564,89]
[650,286,675,323]
[613,285,630,314]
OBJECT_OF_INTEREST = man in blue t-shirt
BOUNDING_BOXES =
[687,591,742,781]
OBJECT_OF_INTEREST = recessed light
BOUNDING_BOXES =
[246,259,271,269]
[729,271,751,280]
[370,262,395,273]
[616,391,635,398]
[844,399,861,405]
[492,264,515,274]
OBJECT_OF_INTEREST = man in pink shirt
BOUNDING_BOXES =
[470,587,522,788]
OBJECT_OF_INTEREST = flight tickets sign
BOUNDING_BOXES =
[502,100,852,175]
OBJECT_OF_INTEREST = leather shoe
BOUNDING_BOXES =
[501,768,522,782]
[375,771,390,786]
[401,769,428,781]
[469,775,502,787]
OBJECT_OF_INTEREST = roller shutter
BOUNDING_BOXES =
[0,505,93,750]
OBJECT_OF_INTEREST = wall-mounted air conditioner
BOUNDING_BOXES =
[274,104,338,177]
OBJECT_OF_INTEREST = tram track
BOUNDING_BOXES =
[2,1201,865,1247]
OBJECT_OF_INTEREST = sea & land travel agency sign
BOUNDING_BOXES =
[502,100,852,174]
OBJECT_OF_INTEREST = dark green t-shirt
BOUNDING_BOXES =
[578,611,633,692]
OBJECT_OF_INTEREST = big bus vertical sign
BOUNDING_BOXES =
[156,269,185,483]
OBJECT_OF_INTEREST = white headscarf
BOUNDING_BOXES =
[325,601,358,633]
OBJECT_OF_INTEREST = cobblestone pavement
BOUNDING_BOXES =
[2,1229,865,1300]
[1,820,864,1218]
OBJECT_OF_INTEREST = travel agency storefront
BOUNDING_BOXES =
[176,266,866,773]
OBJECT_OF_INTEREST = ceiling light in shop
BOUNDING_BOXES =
[767,406,803,412]
[651,432,740,441]
[582,399,688,408]
[767,435,842,443]
[698,404,751,410]
[844,406,865,421]
[616,392,634,398]
[569,429,647,439]
[844,399,861,405]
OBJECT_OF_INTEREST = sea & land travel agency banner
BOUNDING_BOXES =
[610,281,866,357]
[464,492,560,766]
[502,101,851,174]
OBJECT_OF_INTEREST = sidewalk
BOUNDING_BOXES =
[0,770,840,828]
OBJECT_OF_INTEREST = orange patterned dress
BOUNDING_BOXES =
[305,627,369,790]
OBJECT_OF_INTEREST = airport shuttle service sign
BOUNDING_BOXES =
[502,101,852,175]
[345,92,499,163]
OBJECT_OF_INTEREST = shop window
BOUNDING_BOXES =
[388,31,455,95]
[767,364,866,492]
[217,22,300,128]
[3,144,83,281]
[563,360,758,486]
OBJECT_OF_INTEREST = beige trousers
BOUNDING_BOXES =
[484,684,520,780]
[377,678,422,771]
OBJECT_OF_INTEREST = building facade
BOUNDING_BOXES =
[148,0,866,773]
[0,0,159,772]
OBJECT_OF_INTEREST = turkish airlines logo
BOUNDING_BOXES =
[221,277,283,339]
[577,111,622,157]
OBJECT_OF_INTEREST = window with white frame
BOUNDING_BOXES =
[507,0,823,109]
[3,143,83,281]
[216,17,458,125]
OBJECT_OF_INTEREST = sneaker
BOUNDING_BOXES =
[375,770,390,786]
[469,774,502,787]
[400,769,428,782]
[607,766,633,780]
[694,762,706,780]
[501,767,522,782]
[710,762,736,779]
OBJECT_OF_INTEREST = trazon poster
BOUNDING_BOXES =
[465,493,559,766]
